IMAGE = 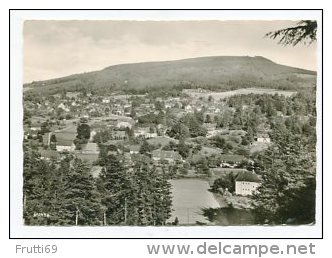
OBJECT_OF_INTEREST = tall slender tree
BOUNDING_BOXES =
[58,158,102,225]
[98,154,131,225]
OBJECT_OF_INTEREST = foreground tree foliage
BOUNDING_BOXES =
[58,158,102,225]
[23,150,172,226]
[266,20,317,46]
[97,154,131,225]
[125,156,172,225]
[23,151,58,225]
[24,152,102,225]
[252,123,316,225]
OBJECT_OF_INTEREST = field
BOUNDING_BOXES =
[185,87,297,100]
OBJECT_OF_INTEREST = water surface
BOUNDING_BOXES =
[169,179,220,225]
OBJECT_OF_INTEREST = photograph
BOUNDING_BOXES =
[20,15,319,229]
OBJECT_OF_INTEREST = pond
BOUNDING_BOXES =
[202,207,255,226]
[169,178,220,225]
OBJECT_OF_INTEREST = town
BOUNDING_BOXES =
[23,84,316,226]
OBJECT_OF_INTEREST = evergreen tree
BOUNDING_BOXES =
[58,158,102,225]
[23,151,54,225]
[131,156,172,225]
[132,156,155,225]
[77,123,91,140]
[139,140,152,155]
[98,154,131,225]
[252,125,316,224]
[266,20,317,46]
[205,114,212,123]
[178,139,190,159]
[50,134,57,150]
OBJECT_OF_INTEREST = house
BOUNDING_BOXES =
[52,93,62,99]
[105,118,118,127]
[156,124,167,136]
[235,171,261,196]
[206,129,224,138]
[129,145,140,154]
[106,142,123,155]
[102,98,110,104]
[112,108,124,116]
[80,115,89,123]
[66,91,80,99]
[220,154,246,167]
[134,127,150,138]
[57,103,70,112]
[184,105,193,112]
[152,150,182,164]
[134,127,157,139]
[211,168,247,178]
[123,104,132,116]
[54,132,76,152]
[40,149,60,160]
[146,132,158,138]
[90,166,103,178]
[110,130,127,140]
[81,142,99,154]
[56,143,75,152]
[30,121,42,132]
[116,121,132,129]
[203,123,217,131]
[75,152,99,164]
[90,130,97,141]
[255,133,271,143]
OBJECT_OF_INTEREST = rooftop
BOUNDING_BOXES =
[81,142,99,153]
[54,132,76,146]
[90,166,103,178]
[40,149,60,159]
[220,154,246,163]
[152,150,182,160]
[235,171,261,183]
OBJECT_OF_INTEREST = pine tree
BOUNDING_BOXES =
[157,168,172,225]
[58,158,102,225]
[139,140,151,155]
[131,156,173,225]
[132,156,154,225]
[98,154,131,225]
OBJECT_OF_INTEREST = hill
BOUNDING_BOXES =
[24,56,316,94]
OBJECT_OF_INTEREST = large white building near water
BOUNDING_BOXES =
[235,171,261,196]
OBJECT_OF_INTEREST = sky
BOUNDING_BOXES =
[23,20,317,83]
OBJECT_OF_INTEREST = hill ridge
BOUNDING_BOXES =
[24,56,316,93]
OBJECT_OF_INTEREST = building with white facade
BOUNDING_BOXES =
[235,171,261,196]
